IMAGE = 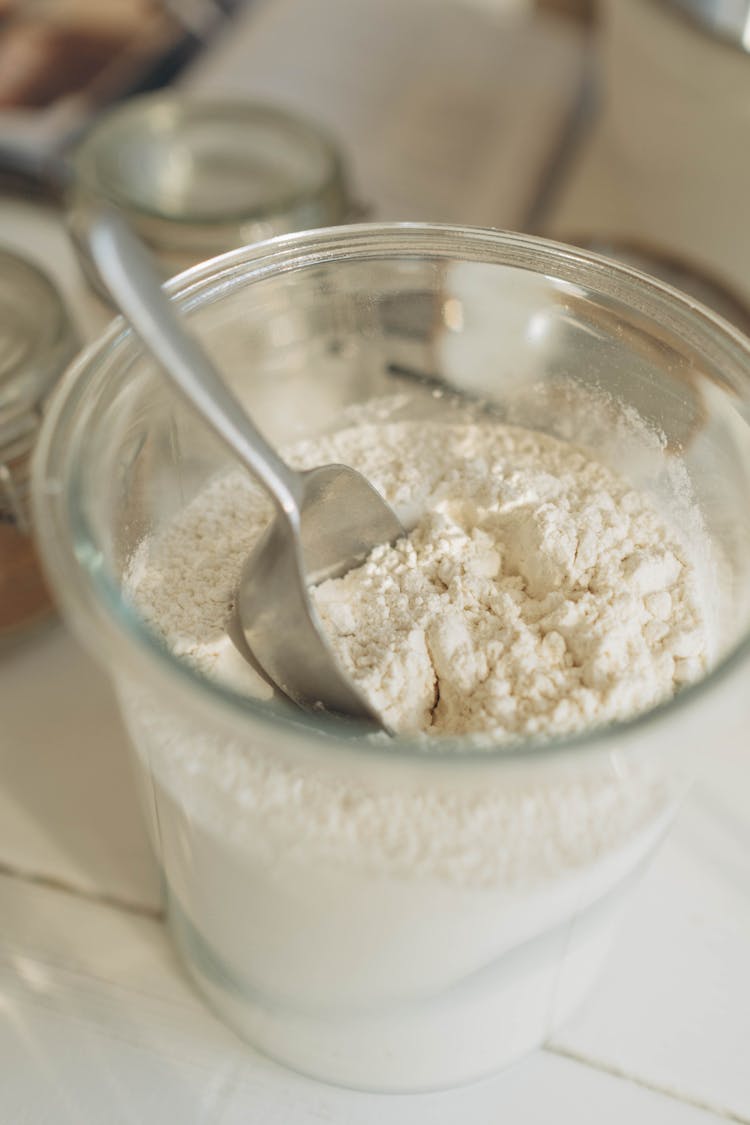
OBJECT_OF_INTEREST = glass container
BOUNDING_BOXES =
[31,225,750,1091]
[0,247,78,640]
[67,94,353,295]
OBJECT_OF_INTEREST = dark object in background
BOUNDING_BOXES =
[0,2,180,110]
[0,0,246,196]
[0,18,142,109]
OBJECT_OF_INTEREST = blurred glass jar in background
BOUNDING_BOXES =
[66,94,354,297]
[0,247,77,640]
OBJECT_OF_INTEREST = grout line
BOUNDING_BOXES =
[0,860,164,922]
[546,1043,750,1125]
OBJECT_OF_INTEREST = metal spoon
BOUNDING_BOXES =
[87,208,403,727]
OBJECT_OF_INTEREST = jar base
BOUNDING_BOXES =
[164,875,635,1093]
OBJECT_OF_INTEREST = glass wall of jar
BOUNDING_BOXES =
[32,226,750,1091]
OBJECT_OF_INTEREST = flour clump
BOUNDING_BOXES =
[310,424,707,737]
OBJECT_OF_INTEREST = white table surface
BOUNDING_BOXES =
[2,2,750,1121]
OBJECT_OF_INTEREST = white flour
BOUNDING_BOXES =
[131,418,707,741]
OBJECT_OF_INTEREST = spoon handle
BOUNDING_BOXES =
[87,207,303,522]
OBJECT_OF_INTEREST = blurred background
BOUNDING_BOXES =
[0,0,747,320]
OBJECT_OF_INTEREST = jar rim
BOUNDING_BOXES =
[69,93,349,229]
[31,222,750,766]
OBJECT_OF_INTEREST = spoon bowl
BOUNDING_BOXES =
[239,463,403,722]
[87,207,403,727]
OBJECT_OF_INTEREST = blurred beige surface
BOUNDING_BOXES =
[547,0,750,304]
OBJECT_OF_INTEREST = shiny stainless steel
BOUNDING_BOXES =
[86,208,402,727]
[661,0,750,51]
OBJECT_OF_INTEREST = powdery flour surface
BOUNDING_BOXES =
[312,423,707,736]
[130,419,708,742]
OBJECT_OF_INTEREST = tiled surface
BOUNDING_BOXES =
[0,625,160,912]
[0,871,737,1124]
[554,725,750,1122]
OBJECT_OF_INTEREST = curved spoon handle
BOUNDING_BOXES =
[87,206,302,522]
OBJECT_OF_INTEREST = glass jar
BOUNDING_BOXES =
[66,94,353,296]
[0,247,78,640]
[31,226,750,1091]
